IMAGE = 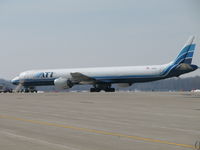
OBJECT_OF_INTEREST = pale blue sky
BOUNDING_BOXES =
[0,0,199,79]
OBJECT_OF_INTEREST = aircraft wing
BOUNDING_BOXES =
[70,72,97,84]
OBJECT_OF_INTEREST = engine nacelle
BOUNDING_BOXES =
[54,77,73,89]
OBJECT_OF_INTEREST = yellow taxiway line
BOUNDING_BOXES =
[0,114,194,149]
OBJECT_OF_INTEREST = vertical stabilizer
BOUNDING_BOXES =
[173,36,196,65]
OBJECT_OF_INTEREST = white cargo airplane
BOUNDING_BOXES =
[12,36,198,92]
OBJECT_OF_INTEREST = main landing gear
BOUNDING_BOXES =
[19,87,37,93]
[90,84,115,92]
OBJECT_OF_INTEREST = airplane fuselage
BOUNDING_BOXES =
[12,63,197,86]
[11,36,198,92]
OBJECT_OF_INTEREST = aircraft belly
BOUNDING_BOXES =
[99,76,164,84]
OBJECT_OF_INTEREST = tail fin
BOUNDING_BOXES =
[173,36,196,65]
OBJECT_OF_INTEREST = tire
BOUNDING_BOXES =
[90,88,101,92]
[110,88,115,92]
[24,89,29,93]
[90,88,95,92]
[105,88,115,92]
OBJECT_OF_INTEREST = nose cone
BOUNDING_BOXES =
[11,76,20,85]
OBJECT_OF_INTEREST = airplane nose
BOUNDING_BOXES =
[11,76,20,85]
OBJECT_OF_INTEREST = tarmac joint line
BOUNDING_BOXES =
[0,114,194,149]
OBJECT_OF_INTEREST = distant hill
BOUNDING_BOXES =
[1,76,200,92]
[125,76,200,91]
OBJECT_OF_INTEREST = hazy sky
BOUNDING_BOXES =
[0,0,199,79]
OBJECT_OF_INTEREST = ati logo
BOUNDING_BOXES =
[34,72,53,78]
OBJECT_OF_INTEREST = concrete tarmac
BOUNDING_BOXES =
[0,92,199,150]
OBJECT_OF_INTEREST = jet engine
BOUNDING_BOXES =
[54,77,73,89]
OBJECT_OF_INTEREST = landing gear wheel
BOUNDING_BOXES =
[24,89,29,93]
[110,88,115,92]
[21,87,37,93]
[90,88,101,92]
[30,90,37,93]
[105,88,115,92]
[91,84,115,92]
